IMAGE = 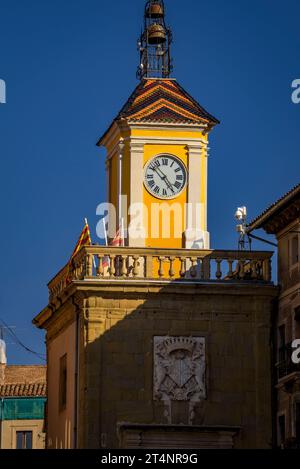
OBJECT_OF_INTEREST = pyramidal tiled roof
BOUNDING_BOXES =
[98,78,219,144]
[118,79,219,124]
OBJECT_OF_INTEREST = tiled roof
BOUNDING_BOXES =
[0,382,46,398]
[248,182,300,231]
[4,365,46,385]
[98,78,219,144]
[117,79,219,124]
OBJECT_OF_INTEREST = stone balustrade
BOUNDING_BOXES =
[48,246,273,302]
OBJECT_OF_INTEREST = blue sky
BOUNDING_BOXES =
[0,0,299,364]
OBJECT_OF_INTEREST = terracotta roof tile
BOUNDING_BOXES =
[97,78,219,145]
[248,182,300,231]
[4,365,46,385]
[0,382,47,397]
[117,79,219,125]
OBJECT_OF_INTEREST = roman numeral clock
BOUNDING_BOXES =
[144,155,187,200]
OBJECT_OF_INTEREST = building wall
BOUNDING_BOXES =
[65,281,279,449]
[0,419,45,449]
[275,218,300,446]
[47,317,76,449]
[278,220,300,291]
[143,143,188,249]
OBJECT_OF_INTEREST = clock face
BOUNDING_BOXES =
[144,155,188,200]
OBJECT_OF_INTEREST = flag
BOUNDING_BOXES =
[66,220,92,284]
[70,220,92,261]
[110,227,124,247]
[102,224,125,270]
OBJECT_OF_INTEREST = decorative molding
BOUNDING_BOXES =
[125,136,208,146]
[99,121,120,149]
[127,122,208,131]
[118,424,239,449]
[105,140,124,162]
[264,202,300,234]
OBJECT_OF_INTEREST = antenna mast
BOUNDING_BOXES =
[137,0,173,80]
[235,207,252,251]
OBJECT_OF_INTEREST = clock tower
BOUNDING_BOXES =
[97,0,219,249]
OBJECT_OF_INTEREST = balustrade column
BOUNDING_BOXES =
[133,256,140,277]
[227,260,234,279]
[216,259,222,280]
[110,256,116,277]
[179,257,187,278]
[158,257,164,278]
[97,256,103,277]
[263,258,272,282]
[85,253,93,277]
[169,256,175,279]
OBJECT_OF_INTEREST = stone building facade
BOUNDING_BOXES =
[248,182,300,448]
[34,248,278,449]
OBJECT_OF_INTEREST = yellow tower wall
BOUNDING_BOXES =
[101,124,209,249]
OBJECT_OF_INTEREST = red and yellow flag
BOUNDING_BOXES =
[66,220,92,285]
[70,220,92,261]
[110,227,124,247]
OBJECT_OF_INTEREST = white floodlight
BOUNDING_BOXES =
[235,206,247,221]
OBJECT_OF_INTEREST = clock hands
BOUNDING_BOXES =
[147,156,186,198]
[152,166,175,194]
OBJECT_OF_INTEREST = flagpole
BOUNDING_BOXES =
[103,217,109,247]
[121,217,125,247]
[118,141,124,239]
[102,217,111,270]
[84,217,96,269]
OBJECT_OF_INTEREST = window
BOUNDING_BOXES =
[278,325,286,362]
[16,431,32,449]
[296,403,300,442]
[59,354,67,412]
[291,236,299,267]
[278,415,286,447]
[295,306,300,323]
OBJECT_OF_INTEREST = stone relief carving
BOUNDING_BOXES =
[153,336,206,424]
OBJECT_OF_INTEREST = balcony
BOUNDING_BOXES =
[48,247,273,302]
[277,343,300,382]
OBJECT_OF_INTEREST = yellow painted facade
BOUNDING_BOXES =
[100,123,210,249]
[0,420,45,449]
[143,143,188,249]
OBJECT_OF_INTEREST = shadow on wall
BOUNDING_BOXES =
[77,273,277,449]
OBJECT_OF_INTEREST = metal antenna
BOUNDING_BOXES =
[235,207,252,251]
[137,0,173,79]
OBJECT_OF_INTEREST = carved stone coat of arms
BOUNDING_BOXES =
[153,336,206,405]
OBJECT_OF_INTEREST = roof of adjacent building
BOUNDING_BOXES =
[247,182,300,234]
[0,382,46,398]
[0,365,46,398]
[97,78,219,145]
